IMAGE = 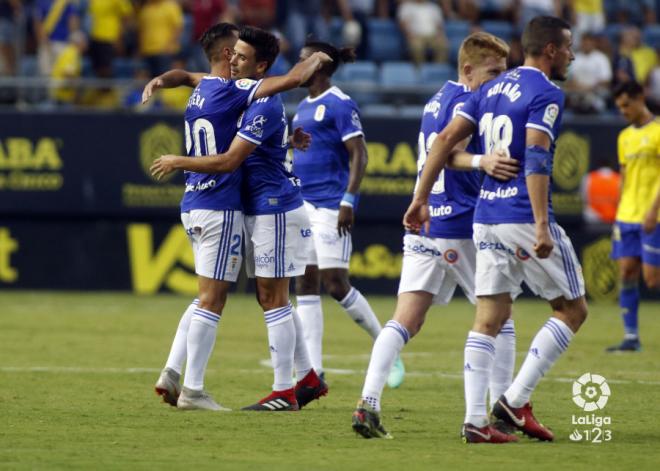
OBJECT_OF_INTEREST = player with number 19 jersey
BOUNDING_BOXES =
[457,66,584,300]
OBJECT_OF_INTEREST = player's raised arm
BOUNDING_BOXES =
[253,52,333,99]
[150,136,256,180]
[142,70,206,104]
[403,116,475,232]
[525,128,554,258]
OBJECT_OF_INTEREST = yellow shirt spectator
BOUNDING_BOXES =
[573,0,603,15]
[616,118,660,223]
[138,0,184,56]
[631,45,658,84]
[51,44,82,103]
[89,0,134,44]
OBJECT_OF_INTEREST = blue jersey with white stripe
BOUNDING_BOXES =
[291,86,364,208]
[458,66,564,224]
[417,81,481,239]
[238,94,303,216]
[181,77,261,213]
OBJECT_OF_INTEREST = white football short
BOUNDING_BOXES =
[398,234,477,305]
[473,222,585,301]
[181,209,244,282]
[303,200,352,270]
[244,204,313,278]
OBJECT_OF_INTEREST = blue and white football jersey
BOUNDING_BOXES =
[417,81,481,239]
[238,94,303,216]
[181,77,261,213]
[291,86,364,208]
[457,66,564,224]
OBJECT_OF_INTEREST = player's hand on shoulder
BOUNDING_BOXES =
[290,127,312,151]
[403,199,430,234]
[533,224,554,259]
[338,205,354,236]
[150,154,177,180]
[482,150,519,181]
[142,77,163,104]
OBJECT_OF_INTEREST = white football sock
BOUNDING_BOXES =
[291,305,312,381]
[264,303,295,391]
[489,319,516,409]
[296,295,323,375]
[339,287,382,339]
[464,331,496,427]
[505,317,574,408]
[183,307,220,391]
[361,320,410,412]
[164,299,198,374]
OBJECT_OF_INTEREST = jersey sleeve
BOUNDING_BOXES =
[230,78,263,108]
[237,99,280,146]
[455,91,478,125]
[526,87,565,142]
[334,100,365,142]
[617,131,626,166]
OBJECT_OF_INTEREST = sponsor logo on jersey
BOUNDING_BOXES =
[351,110,362,129]
[185,179,216,192]
[479,186,519,200]
[314,104,326,121]
[543,103,559,128]
[245,115,266,138]
[429,204,453,217]
[235,78,256,90]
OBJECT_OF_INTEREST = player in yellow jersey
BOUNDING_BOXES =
[608,81,660,352]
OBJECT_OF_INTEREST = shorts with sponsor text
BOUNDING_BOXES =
[398,234,476,305]
[473,222,585,301]
[303,201,352,270]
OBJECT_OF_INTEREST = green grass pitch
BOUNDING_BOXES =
[1,291,659,470]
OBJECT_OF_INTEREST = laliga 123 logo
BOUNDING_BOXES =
[569,373,613,443]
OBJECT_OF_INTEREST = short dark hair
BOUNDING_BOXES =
[238,26,280,71]
[304,40,356,77]
[521,16,571,57]
[613,80,644,99]
[200,22,239,63]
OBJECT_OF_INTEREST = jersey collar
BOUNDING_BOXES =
[305,86,337,103]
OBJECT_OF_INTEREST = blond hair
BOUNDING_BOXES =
[458,32,510,70]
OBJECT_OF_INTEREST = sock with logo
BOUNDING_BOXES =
[504,317,574,408]
[339,287,382,339]
[164,298,199,374]
[264,303,296,391]
[296,295,324,375]
[291,305,313,381]
[489,319,516,409]
[183,307,220,391]
[464,331,496,427]
[619,282,639,339]
[361,320,410,412]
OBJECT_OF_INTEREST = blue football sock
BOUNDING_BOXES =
[619,283,639,338]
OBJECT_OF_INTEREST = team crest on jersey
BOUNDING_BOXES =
[314,105,326,121]
[543,104,559,127]
[351,110,362,129]
[516,247,531,261]
[444,249,458,264]
[235,78,256,90]
[246,115,267,137]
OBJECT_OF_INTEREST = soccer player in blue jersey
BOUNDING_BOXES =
[151,26,329,411]
[352,32,520,440]
[146,23,331,411]
[405,16,588,442]
[290,40,406,387]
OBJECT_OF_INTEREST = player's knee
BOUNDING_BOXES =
[323,277,351,301]
[295,275,319,296]
[197,293,225,315]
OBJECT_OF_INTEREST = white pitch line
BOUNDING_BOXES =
[3,364,660,387]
